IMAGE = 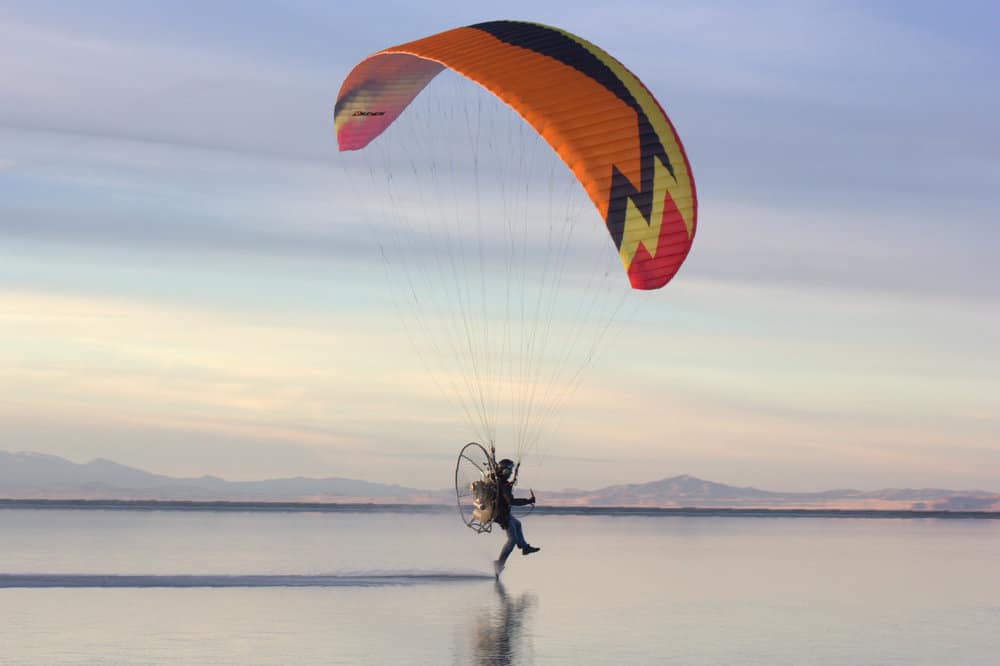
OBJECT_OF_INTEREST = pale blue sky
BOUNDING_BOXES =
[1,1,998,491]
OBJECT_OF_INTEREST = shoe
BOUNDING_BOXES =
[493,560,505,578]
[522,545,540,556]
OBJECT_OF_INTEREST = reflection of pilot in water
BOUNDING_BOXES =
[471,581,536,666]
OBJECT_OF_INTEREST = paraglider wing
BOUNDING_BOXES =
[335,20,697,290]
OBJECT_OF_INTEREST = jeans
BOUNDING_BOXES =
[497,515,529,565]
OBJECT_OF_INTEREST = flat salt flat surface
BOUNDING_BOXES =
[1,508,998,665]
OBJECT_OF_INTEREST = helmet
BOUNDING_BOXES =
[496,459,515,479]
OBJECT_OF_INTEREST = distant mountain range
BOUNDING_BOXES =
[0,451,427,502]
[541,475,1000,511]
[2,451,998,511]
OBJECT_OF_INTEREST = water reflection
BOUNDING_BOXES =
[467,581,536,665]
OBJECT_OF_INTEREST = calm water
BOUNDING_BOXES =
[1,508,998,664]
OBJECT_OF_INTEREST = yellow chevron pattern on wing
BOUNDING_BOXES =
[546,25,695,240]
[619,153,672,267]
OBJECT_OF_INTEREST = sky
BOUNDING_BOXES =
[1,1,998,492]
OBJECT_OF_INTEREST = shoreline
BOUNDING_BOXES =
[2,498,998,519]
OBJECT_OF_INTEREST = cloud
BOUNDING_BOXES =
[0,12,334,162]
[688,199,1000,301]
